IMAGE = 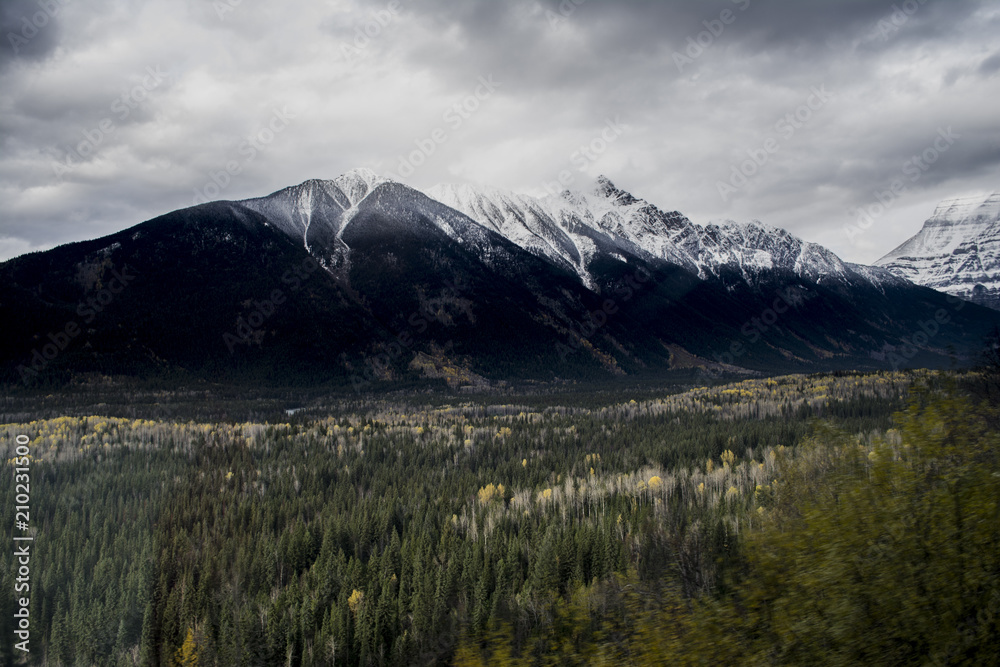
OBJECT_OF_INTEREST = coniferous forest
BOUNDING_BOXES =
[1,368,999,666]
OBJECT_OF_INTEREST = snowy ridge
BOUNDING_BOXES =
[877,191,1000,309]
[882,192,1000,259]
[236,168,393,271]
[432,178,705,285]
[928,192,1000,229]
[428,176,870,290]
[239,168,390,245]
[427,183,591,283]
[232,168,910,299]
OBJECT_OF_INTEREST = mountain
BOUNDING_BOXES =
[0,171,626,388]
[0,201,389,386]
[2,170,999,389]
[876,192,1000,310]
[426,175,1000,374]
[428,176,905,292]
[426,176,698,288]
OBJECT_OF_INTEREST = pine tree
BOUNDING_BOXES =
[50,603,73,666]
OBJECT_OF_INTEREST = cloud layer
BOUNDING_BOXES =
[2,0,999,264]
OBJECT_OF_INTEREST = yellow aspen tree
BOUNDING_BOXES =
[174,627,198,666]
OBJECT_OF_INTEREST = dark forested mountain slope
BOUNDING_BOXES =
[3,171,999,388]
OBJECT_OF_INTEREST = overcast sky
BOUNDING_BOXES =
[2,0,999,264]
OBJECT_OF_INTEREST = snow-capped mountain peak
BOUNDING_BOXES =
[876,190,1000,310]
[882,191,1000,259]
[927,191,1000,226]
[592,175,639,207]
[427,175,869,289]
[236,170,398,264]
[330,167,393,206]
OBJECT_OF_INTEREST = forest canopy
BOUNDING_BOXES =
[1,369,997,665]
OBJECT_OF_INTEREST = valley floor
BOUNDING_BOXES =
[1,369,998,665]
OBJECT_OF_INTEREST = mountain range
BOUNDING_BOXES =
[2,169,998,390]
